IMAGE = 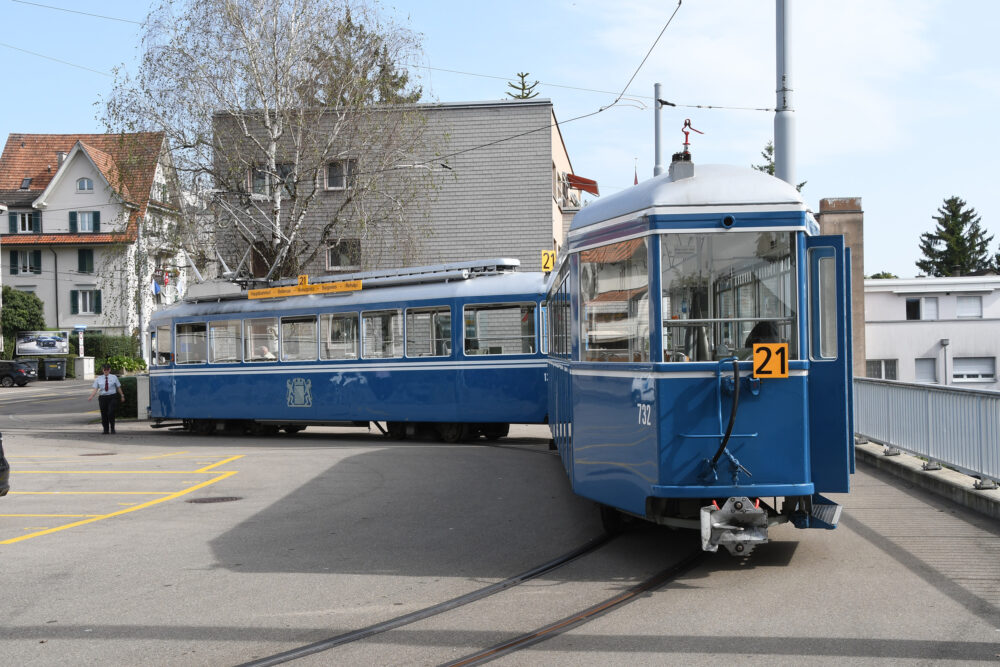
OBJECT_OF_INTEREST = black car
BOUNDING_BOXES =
[0,438,9,497]
[0,360,38,387]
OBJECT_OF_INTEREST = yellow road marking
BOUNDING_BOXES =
[1,470,238,545]
[140,451,189,460]
[10,491,172,495]
[0,514,102,518]
[196,455,244,472]
[16,470,230,474]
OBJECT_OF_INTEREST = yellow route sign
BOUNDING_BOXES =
[752,343,789,379]
[541,250,556,273]
[248,275,361,300]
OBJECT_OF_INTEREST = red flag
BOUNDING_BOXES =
[634,167,639,186]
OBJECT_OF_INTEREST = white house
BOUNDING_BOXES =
[0,132,185,349]
[864,276,1000,389]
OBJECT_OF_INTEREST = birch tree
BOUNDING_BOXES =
[103,0,431,281]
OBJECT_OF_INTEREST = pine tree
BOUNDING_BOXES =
[915,197,993,276]
[506,72,539,99]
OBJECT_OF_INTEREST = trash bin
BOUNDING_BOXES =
[42,358,67,380]
[15,358,39,379]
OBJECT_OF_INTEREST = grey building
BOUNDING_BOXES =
[213,99,590,280]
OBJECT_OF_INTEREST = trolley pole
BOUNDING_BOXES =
[774,0,796,185]
[654,82,665,177]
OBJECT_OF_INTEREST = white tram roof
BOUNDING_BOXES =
[149,269,547,322]
[570,163,806,231]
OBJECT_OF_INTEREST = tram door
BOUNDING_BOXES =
[806,235,853,493]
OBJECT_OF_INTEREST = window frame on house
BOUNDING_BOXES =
[77,248,94,274]
[76,177,94,192]
[905,296,937,321]
[952,356,996,383]
[956,295,983,319]
[325,159,356,190]
[865,358,898,380]
[70,288,102,315]
[69,211,101,234]
[9,211,40,234]
[20,177,31,190]
[326,239,361,272]
[10,250,42,275]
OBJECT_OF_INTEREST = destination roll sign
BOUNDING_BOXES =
[248,275,362,299]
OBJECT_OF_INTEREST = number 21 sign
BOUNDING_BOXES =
[752,343,789,379]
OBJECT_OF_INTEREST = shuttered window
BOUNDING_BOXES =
[953,357,995,382]
[78,249,94,274]
[914,358,937,383]
[956,295,982,319]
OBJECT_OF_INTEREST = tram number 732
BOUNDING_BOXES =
[752,343,789,379]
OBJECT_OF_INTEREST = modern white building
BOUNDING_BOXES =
[864,276,1000,389]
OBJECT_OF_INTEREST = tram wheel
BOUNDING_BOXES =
[386,422,407,440]
[437,422,469,443]
[481,423,510,440]
[193,420,215,435]
[283,425,305,434]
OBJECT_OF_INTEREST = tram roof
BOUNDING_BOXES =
[149,270,547,322]
[570,164,806,231]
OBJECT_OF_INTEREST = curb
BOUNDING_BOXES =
[854,441,1000,521]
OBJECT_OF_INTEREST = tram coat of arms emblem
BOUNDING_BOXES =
[287,377,312,408]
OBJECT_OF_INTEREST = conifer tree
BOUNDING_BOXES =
[506,72,539,99]
[915,197,993,276]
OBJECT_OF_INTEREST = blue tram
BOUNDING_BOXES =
[148,259,548,441]
[547,157,854,555]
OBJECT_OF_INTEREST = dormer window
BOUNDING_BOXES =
[77,177,94,192]
[20,178,31,189]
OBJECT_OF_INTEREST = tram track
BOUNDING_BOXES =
[236,535,611,667]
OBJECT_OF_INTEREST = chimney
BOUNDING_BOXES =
[57,151,67,165]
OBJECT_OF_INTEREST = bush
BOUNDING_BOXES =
[100,355,147,375]
[83,333,139,361]
[114,376,138,419]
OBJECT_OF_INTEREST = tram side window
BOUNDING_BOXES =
[321,313,359,360]
[661,232,797,362]
[245,317,279,362]
[464,303,536,355]
[209,320,241,363]
[406,307,451,357]
[546,269,571,359]
[281,315,318,361]
[580,238,650,363]
[154,324,172,364]
[362,309,403,359]
[175,323,207,364]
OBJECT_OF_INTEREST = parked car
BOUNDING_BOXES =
[0,360,38,387]
[0,438,9,497]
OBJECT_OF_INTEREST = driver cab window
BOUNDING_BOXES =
[661,232,797,362]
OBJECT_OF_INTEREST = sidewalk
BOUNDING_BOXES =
[854,440,1000,521]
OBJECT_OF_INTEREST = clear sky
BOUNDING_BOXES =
[1,0,997,278]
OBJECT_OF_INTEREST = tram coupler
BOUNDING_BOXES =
[700,496,768,557]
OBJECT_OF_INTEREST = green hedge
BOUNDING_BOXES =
[84,333,139,360]
[114,376,138,419]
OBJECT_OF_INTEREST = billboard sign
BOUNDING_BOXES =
[15,331,70,356]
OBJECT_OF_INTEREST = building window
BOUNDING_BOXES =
[77,177,93,192]
[326,159,356,190]
[9,211,40,234]
[78,249,94,274]
[20,177,31,189]
[953,357,995,383]
[249,164,294,197]
[70,211,100,233]
[914,358,937,383]
[956,295,983,319]
[71,289,101,315]
[250,167,267,195]
[866,359,897,380]
[905,296,937,320]
[327,239,361,271]
[10,250,42,275]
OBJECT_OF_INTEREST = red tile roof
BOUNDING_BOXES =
[0,132,164,245]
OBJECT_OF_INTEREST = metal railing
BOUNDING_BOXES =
[854,378,999,489]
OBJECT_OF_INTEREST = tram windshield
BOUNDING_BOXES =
[661,232,797,362]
